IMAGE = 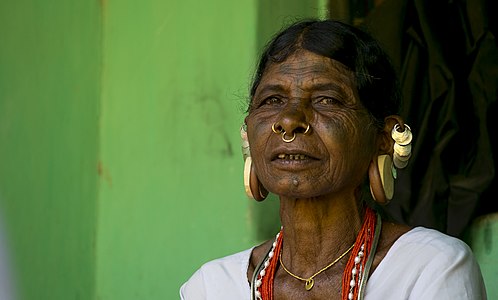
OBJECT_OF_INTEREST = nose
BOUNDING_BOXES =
[272,103,311,139]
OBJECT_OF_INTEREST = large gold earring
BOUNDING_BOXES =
[241,125,268,201]
[243,157,268,201]
[369,154,395,205]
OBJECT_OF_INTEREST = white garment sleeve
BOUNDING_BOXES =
[179,268,207,300]
[408,241,487,300]
[365,227,487,300]
[179,248,253,300]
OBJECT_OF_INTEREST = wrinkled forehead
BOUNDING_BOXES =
[255,51,357,94]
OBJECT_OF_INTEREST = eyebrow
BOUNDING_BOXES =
[257,82,345,96]
[255,84,288,96]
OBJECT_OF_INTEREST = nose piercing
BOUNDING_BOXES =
[303,124,310,135]
[271,123,310,143]
[281,132,296,143]
[272,123,283,134]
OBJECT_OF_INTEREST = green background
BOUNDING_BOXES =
[1,0,495,299]
[0,0,326,299]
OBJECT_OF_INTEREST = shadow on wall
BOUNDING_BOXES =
[358,0,498,237]
[465,213,498,299]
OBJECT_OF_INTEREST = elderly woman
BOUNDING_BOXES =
[180,19,486,300]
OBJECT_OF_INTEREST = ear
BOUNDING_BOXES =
[243,157,268,201]
[368,115,404,205]
[378,115,405,155]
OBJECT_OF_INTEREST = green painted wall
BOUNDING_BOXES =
[466,213,498,299]
[0,1,101,299]
[0,0,325,299]
[96,1,258,298]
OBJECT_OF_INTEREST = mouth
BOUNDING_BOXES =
[271,150,320,162]
[275,153,313,160]
[271,152,320,170]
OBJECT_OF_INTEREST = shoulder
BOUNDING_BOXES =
[179,248,253,300]
[395,226,472,254]
[386,226,481,277]
[372,226,477,278]
[367,227,487,299]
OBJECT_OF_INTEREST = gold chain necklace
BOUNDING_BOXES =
[279,243,355,291]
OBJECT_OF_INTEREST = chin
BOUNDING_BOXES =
[266,180,322,199]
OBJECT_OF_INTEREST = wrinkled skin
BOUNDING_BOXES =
[246,51,378,200]
[245,51,410,299]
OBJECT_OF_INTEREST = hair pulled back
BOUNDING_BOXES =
[250,19,401,125]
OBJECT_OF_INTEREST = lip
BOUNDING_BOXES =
[269,146,322,171]
[270,156,321,172]
[270,147,320,161]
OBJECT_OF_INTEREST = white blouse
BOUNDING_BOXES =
[180,227,487,299]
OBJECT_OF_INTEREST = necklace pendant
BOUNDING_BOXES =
[305,278,314,291]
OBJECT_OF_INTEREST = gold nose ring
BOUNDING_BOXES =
[272,123,283,134]
[272,123,310,135]
[281,132,296,143]
[303,124,310,135]
[272,123,309,143]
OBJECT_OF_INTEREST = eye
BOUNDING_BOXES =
[315,96,340,106]
[263,96,284,106]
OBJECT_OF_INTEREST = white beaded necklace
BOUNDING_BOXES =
[250,213,382,300]
[348,244,365,300]
[253,230,281,300]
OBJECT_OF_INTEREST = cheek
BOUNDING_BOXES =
[246,117,270,158]
[320,113,377,160]
[321,114,358,145]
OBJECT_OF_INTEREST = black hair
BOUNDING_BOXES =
[249,19,401,126]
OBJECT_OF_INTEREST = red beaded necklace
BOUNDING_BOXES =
[253,207,379,300]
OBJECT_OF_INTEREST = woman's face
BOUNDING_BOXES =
[246,50,379,199]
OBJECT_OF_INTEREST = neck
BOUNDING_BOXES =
[278,193,364,277]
